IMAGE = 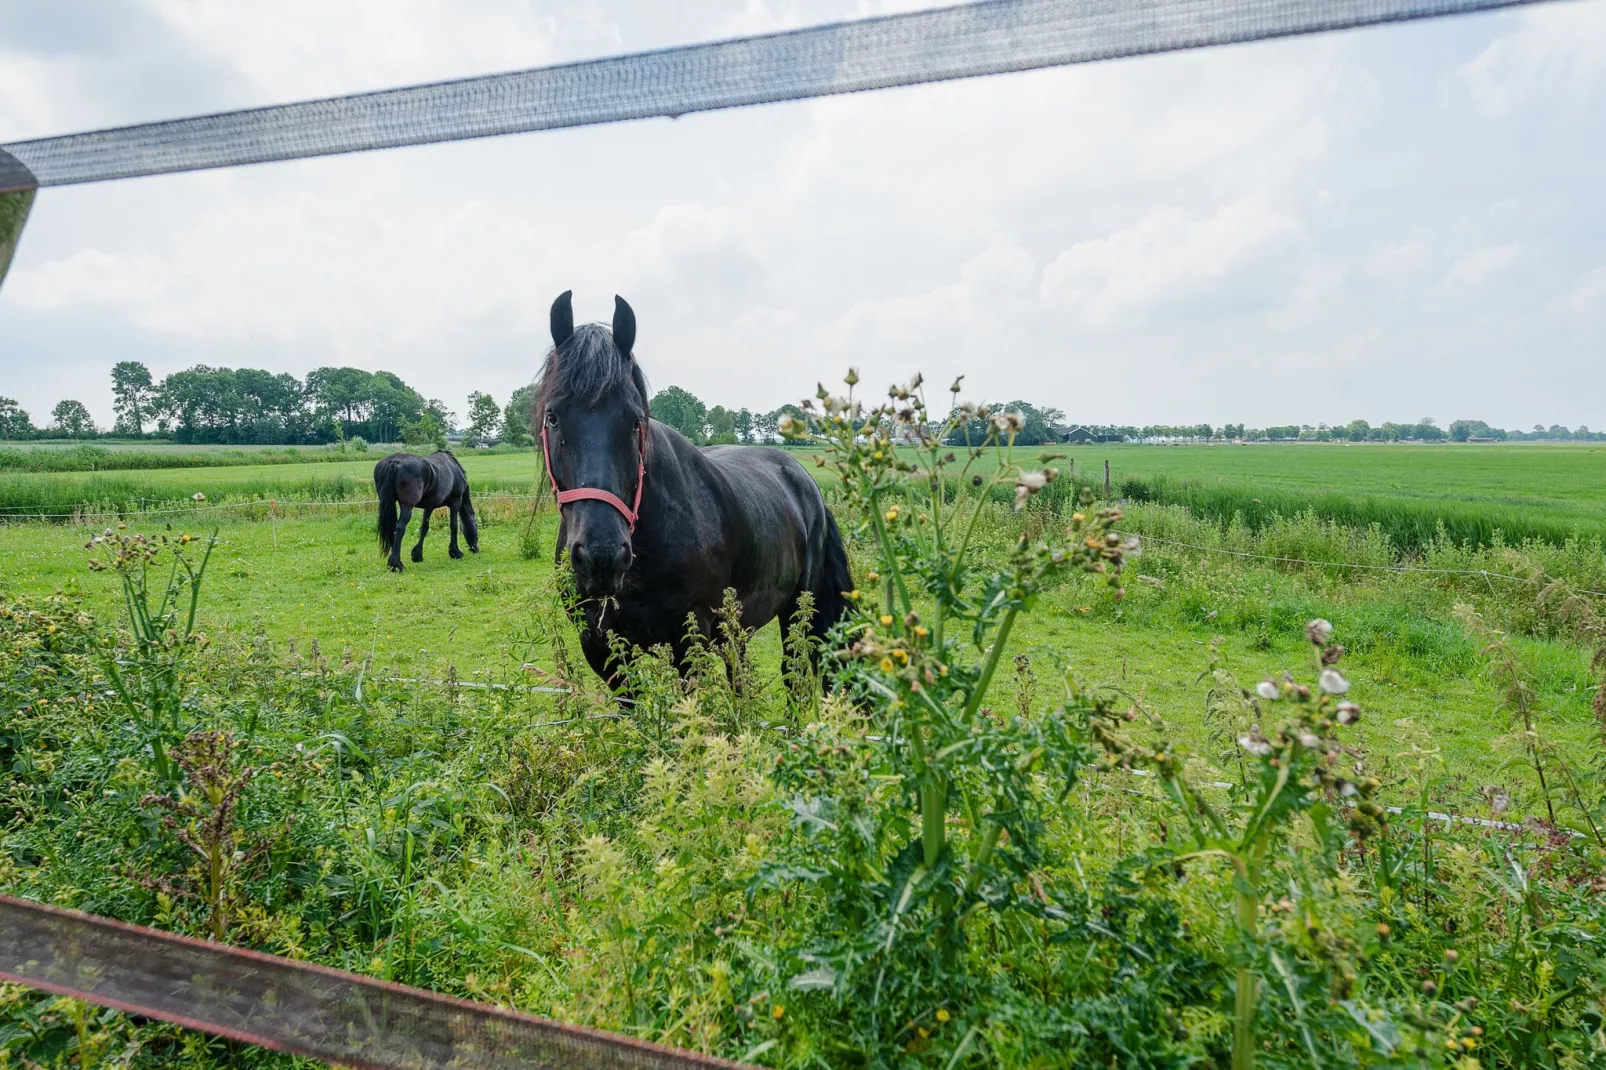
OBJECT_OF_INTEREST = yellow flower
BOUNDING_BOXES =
[880,658,895,673]
[936,1009,950,1023]
[938,664,948,676]
[771,1005,785,1020]
[879,615,894,627]
[913,626,928,638]
[884,507,899,523]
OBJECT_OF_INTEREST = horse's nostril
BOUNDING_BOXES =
[612,545,632,573]
[569,543,588,570]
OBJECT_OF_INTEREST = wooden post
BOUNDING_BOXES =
[1104,459,1111,500]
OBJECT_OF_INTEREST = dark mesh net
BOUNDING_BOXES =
[0,896,748,1070]
[0,0,1547,188]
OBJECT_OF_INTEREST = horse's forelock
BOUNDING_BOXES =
[535,323,648,417]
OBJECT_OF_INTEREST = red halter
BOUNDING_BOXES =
[541,421,647,533]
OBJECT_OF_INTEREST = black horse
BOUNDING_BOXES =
[536,290,851,684]
[374,450,479,572]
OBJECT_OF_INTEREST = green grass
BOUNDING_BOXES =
[2,505,1594,820]
[0,451,548,515]
[6,441,1600,552]
[910,441,1606,550]
[4,492,1604,1066]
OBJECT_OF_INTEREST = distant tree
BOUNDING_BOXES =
[403,411,447,451]
[0,396,34,439]
[426,399,455,435]
[1345,419,1371,442]
[650,386,708,443]
[306,366,376,430]
[465,391,502,445]
[502,384,538,447]
[51,399,96,438]
[707,405,737,445]
[110,360,155,435]
[943,401,1065,447]
[734,407,754,444]
[1450,419,1483,442]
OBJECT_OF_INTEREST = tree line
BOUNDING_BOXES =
[0,361,1597,446]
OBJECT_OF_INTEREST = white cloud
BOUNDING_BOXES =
[1456,2,1606,116]
[1040,198,1303,326]
[1,1,1603,430]
[1440,241,1526,290]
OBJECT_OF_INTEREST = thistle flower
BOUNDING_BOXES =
[1238,733,1274,757]
[844,367,860,387]
[1305,619,1333,645]
[1014,485,1030,510]
[1319,668,1350,695]
[1335,701,1360,724]
[993,411,1025,434]
[777,414,802,437]
[1017,471,1048,491]
[1255,680,1281,700]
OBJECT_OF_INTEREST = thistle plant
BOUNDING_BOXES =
[86,528,217,783]
[772,371,1131,965]
[1090,619,1384,1070]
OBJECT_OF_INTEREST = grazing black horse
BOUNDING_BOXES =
[374,450,479,572]
[537,290,851,684]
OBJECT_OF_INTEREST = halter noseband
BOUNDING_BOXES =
[541,421,647,533]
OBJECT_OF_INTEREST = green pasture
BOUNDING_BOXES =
[2,502,1596,821]
[5,440,1602,552]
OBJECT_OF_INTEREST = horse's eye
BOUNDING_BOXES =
[544,411,559,427]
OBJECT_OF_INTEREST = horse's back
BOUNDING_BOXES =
[698,444,829,623]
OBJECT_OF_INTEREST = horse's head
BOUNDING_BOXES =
[536,290,649,599]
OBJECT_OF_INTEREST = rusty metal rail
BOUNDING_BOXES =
[0,895,749,1070]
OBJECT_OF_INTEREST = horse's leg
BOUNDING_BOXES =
[447,502,464,559]
[390,503,413,572]
[412,508,431,563]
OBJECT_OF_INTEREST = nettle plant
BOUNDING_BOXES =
[768,373,1131,971]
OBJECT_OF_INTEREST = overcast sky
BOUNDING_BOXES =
[2,0,1603,431]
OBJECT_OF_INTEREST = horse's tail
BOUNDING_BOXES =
[377,465,397,555]
[814,510,854,638]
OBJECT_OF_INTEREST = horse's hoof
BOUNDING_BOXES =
[450,548,465,559]
[388,561,404,573]
[469,546,479,554]
[411,551,424,563]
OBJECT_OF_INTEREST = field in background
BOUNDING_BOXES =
[2,494,1600,821]
[5,441,1601,553]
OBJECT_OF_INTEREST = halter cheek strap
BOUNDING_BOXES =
[541,422,647,533]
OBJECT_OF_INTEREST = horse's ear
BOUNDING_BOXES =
[613,295,636,358]
[550,290,574,349]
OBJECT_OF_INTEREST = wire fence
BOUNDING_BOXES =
[0,0,1559,189]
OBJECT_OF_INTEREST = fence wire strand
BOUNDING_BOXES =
[1,0,1556,188]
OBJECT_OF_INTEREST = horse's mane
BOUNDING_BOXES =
[534,323,650,416]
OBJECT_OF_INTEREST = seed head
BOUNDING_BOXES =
[1237,734,1274,757]
[1318,668,1349,695]
[1255,680,1281,701]
[1305,619,1333,645]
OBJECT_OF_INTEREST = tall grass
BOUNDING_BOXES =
[0,469,546,518]
[1120,472,1600,550]
[0,444,373,473]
